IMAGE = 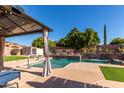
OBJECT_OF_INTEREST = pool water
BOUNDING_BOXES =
[31,58,109,68]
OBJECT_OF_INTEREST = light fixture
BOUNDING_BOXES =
[0,27,2,30]
[22,21,25,24]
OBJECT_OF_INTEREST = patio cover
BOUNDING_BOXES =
[0,5,52,77]
[0,5,52,37]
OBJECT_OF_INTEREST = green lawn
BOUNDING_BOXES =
[100,66,124,82]
[3,55,28,62]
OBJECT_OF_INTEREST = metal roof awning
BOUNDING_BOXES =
[0,5,53,37]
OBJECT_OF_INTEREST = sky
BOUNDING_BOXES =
[6,5,124,46]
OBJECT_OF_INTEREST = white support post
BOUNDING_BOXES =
[42,29,52,77]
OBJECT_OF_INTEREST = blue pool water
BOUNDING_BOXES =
[31,58,110,68]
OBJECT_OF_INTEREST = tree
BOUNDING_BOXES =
[57,27,100,50]
[11,49,20,55]
[56,37,68,47]
[84,28,100,47]
[66,28,83,49]
[49,40,57,47]
[104,24,107,45]
[110,38,124,45]
[32,37,56,48]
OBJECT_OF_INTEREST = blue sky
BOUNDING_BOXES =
[6,5,124,46]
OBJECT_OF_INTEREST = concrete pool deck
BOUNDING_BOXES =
[3,60,124,88]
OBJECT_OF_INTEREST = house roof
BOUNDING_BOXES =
[0,5,53,37]
[5,41,26,47]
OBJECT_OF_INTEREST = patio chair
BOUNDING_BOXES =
[0,70,21,88]
[0,67,12,72]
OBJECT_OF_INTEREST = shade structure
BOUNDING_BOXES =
[0,5,53,77]
[0,5,52,37]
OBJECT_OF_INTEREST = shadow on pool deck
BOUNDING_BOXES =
[26,76,106,88]
[17,69,43,76]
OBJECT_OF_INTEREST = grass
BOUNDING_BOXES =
[100,66,124,82]
[3,55,28,62]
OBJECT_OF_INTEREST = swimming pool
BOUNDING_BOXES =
[31,58,111,68]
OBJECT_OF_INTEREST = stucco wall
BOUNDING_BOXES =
[4,45,11,55]
[81,54,124,60]
[22,47,43,55]
[36,48,43,55]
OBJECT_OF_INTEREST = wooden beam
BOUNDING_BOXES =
[0,36,5,67]
[5,30,41,37]
[0,25,15,34]
[2,13,28,33]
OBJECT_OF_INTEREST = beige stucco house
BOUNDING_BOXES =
[4,42,43,56]
[4,42,24,55]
